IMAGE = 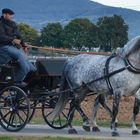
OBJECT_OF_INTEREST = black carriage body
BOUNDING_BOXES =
[0,56,69,132]
[35,57,67,91]
[0,56,67,92]
[37,57,66,76]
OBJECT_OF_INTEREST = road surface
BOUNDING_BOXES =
[0,125,140,140]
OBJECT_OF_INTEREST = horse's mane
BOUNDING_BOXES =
[119,35,140,58]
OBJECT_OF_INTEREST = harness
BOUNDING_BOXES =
[103,54,140,95]
[104,53,116,95]
[63,54,140,95]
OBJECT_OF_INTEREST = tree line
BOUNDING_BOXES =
[18,14,128,52]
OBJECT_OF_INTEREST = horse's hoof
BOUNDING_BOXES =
[68,128,77,134]
[132,130,139,135]
[83,125,90,132]
[92,126,100,132]
[115,122,118,128]
[112,131,120,137]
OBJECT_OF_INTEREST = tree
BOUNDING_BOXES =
[62,18,98,51]
[85,23,99,51]
[18,23,40,45]
[97,15,128,52]
[40,23,63,48]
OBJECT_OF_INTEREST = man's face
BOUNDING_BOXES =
[3,13,13,21]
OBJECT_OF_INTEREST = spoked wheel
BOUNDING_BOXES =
[0,86,30,132]
[42,95,69,129]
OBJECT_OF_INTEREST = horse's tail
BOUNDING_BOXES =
[50,73,69,119]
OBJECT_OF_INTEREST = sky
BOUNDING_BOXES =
[91,0,140,11]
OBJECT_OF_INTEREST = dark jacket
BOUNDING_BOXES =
[0,16,24,47]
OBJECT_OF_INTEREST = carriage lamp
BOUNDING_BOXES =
[5,76,12,81]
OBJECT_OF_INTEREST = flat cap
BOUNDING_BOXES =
[2,8,14,15]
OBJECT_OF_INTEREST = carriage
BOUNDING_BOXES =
[0,56,70,132]
[0,35,140,137]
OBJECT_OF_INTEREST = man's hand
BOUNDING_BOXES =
[12,39,21,45]
[22,43,30,53]
[23,43,31,48]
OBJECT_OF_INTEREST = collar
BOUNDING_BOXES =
[124,58,140,74]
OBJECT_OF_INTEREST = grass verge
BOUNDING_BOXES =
[30,117,140,128]
[0,136,111,140]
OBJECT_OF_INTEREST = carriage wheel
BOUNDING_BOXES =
[0,86,30,132]
[42,95,69,129]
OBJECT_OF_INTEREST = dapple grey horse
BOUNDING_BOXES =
[51,36,140,136]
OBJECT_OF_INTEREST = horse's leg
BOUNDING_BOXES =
[67,100,77,134]
[111,93,121,136]
[92,94,114,132]
[91,95,101,132]
[76,104,90,132]
[100,96,112,117]
[99,95,118,128]
[132,98,140,135]
[99,95,119,129]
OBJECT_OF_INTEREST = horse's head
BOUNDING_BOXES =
[119,36,140,68]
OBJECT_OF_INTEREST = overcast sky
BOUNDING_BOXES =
[90,0,140,11]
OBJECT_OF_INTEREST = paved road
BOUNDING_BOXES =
[0,125,140,140]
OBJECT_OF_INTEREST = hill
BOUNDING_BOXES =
[0,0,140,38]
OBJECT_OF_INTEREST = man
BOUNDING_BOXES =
[0,8,36,83]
